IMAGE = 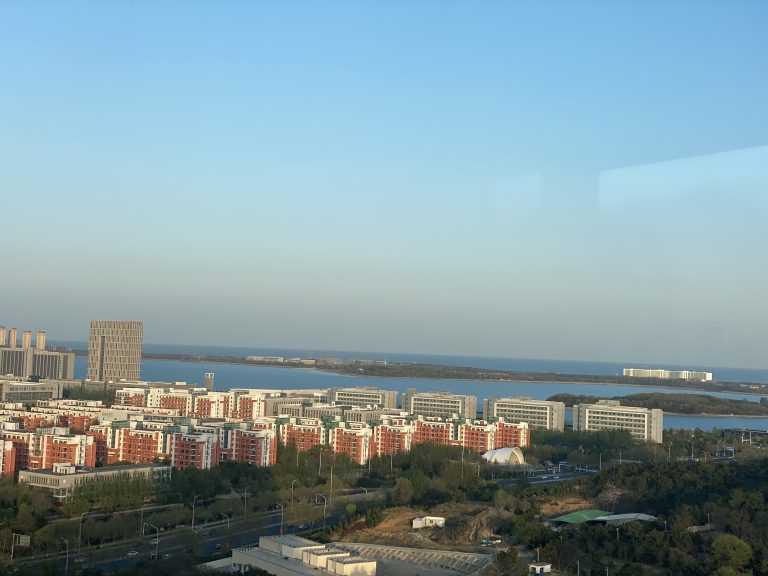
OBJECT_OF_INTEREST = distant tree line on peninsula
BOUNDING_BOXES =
[548,392,768,416]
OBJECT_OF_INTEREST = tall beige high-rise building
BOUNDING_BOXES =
[87,321,143,382]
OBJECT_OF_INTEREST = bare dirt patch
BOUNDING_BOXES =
[342,503,516,550]
[539,496,594,517]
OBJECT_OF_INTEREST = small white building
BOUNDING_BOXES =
[529,562,552,574]
[412,516,446,529]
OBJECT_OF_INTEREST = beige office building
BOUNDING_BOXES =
[403,389,477,419]
[483,396,565,431]
[328,387,399,409]
[87,321,143,382]
[573,400,663,443]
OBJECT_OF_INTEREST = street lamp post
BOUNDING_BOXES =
[191,495,201,532]
[242,487,251,519]
[276,504,284,534]
[144,523,159,559]
[60,537,69,576]
[316,494,327,530]
[139,503,148,541]
[291,479,298,507]
[219,513,231,549]
[78,512,87,553]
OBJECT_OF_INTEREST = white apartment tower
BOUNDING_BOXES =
[87,321,143,382]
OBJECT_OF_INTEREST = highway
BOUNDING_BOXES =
[498,470,597,488]
[13,510,303,574]
[12,492,379,575]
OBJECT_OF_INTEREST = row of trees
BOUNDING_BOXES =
[548,392,768,416]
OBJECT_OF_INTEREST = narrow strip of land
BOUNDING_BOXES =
[549,392,768,416]
[61,348,768,397]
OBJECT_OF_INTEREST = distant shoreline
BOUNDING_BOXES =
[64,348,768,398]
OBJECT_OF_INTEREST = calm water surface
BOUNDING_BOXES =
[70,354,768,431]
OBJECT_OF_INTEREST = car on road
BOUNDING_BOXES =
[127,550,139,558]
[74,557,87,564]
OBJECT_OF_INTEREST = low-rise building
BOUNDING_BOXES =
[230,536,376,576]
[0,379,64,403]
[18,462,171,500]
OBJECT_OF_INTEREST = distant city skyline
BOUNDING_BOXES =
[2,2,767,369]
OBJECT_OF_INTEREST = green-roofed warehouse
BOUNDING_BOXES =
[550,510,612,524]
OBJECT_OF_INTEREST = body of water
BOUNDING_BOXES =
[68,352,768,431]
[56,341,768,384]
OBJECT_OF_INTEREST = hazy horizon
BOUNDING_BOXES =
[2,2,767,369]
[31,336,766,373]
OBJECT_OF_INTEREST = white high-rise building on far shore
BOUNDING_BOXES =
[623,368,712,381]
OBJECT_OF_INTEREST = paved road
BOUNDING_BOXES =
[13,493,379,575]
[499,470,597,487]
[12,510,284,574]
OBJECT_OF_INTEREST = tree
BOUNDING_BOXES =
[13,503,37,534]
[392,478,414,506]
[712,534,752,571]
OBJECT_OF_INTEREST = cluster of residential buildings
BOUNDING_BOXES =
[0,384,537,481]
[0,380,664,485]
[0,320,664,498]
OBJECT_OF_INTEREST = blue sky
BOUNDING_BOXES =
[2,1,767,368]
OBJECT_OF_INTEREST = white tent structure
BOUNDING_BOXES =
[482,447,525,465]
